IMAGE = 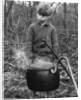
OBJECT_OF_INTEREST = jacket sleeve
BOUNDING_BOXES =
[51,27,59,56]
[26,25,34,59]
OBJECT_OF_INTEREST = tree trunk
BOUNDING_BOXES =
[4,0,7,36]
[63,3,67,30]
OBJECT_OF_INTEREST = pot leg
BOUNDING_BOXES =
[33,91,36,98]
[47,91,50,98]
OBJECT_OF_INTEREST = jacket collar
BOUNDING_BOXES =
[37,20,49,27]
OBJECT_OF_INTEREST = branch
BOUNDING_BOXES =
[52,3,61,15]
[6,1,14,17]
[50,2,55,6]
[7,28,16,34]
[5,61,15,67]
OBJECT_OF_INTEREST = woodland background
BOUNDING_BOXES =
[4,0,78,98]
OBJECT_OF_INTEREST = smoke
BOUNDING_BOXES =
[13,48,30,70]
[13,48,55,70]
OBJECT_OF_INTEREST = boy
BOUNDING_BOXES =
[26,3,59,63]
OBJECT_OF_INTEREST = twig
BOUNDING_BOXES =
[51,2,55,6]
[57,28,78,32]
[7,28,16,34]
[52,3,61,15]
[60,89,68,95]
[5,61,15,67]
[6,1,14,17]
[61,56,78,95]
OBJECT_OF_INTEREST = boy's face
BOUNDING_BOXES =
[37,13,48,22]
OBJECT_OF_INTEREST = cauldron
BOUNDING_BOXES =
[26,60,60,92]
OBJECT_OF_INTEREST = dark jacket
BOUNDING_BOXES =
[26,21,59,60]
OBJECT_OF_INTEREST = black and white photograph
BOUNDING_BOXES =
[3,0,78,99]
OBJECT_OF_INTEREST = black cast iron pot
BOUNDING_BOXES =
[26,61,60,92]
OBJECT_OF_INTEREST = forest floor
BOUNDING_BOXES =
[4,62,78,99]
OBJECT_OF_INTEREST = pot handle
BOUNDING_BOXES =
[50,63,57,74]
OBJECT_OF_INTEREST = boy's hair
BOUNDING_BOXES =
[36,3,53,17]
